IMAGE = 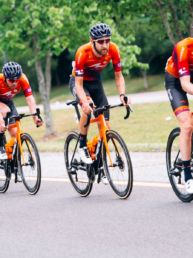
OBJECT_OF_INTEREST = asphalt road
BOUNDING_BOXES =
[1,152,193,258]
[3,91,193,257]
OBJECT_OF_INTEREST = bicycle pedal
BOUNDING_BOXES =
[69,169,77,175]
[170,169,181,177]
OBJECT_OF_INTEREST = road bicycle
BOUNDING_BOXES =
[64,100,133,199]
[0,108,42,195]
[166,127,193,202]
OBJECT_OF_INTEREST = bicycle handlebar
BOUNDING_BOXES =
[7,108,43,127]
[65,99,133,128]
[84,103,133,127]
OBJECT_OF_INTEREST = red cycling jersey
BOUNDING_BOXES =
[165,37,193,79]
[73,41,122,81]
[0,73,32,100]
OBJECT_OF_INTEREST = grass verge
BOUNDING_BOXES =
[10,100,177,152]
[13,74,164,106]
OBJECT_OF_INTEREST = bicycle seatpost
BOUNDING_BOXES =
[66,100,81,121]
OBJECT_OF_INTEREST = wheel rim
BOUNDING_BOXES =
[65,133,92,195]
[20,136,40,193]
[104,131,132,198]
[0,160,9,192]
[167,130,193,199]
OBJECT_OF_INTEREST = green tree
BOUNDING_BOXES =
[0,0,74,137]
[0,0,146,137]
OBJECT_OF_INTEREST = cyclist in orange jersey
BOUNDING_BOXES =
[69,23,128,165]
[0,61,43,159]
[165,37,193,193]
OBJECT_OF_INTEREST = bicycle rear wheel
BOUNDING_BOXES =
[0,160,10,193]
[64,131,93,197]
[166,127,193,202]
[103,130,133,199]
[18,133,41,195]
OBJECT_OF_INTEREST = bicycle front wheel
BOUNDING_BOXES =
[0,160,10,193]
[103,130,133,199]
[18,133,41,195]
[166,127,193,202]
[64,131,93,197]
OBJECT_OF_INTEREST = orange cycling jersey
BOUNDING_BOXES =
[73,42,122,81]
[165,37,193,79]
[0,73,32,100]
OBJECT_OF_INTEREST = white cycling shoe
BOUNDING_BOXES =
[101,176,109,185]
[79,147,93,164]
[185,179,193,194]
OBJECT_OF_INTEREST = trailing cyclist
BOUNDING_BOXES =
[69,23,128,165]
[165,37,193,194]
[0,61,43,159]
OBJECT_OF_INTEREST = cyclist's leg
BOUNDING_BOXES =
[69,76,93,163]
[5,100,19,137]
[69,75,90,135]
[87,80,109,183]
[0,100,10,159]
[88,80,110,128]
[165,72,193,192]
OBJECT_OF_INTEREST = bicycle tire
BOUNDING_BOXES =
[64,131,93,197]
[103,130,133,199]
[18,133,41,195]
[166,127,193,202]
[0,160,10,193]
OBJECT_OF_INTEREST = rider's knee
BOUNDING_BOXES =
[0,105,11,118]
[180,121,193,135]
[8,123,17,137]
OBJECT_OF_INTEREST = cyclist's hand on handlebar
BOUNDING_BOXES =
[81,100,93,115]
[33,116,43,127]
[120,94,130,106]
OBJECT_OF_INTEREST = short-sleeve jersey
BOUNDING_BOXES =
[165,37,193,80]
[73,42,122,81]
[0,73,32,100]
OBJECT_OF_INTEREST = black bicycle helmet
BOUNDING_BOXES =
[2,61,22,80]
[90,23,112,39]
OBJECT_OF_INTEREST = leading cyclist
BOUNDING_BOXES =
[165,37,193,194]
[0,61,43,159]
[69,23,128,165]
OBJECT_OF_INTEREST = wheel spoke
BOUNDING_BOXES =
[0,160,10,193]
[166,128,193,202]
[103,130,133,199]
[19,133,41,195]
[64,132,93,197]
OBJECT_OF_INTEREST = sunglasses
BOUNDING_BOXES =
[7,78,19,83]
[95,38,110,45]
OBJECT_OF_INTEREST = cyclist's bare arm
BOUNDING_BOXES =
[25,95,43,126]
[180,75,193,95]
[114,71,130,105]
[114,71,125,95]
[75,76,92,115]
